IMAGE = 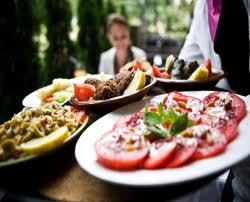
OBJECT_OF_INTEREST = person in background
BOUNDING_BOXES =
[179,0,250,202]
[98,13,146,75]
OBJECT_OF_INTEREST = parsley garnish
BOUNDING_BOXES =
[143,102,193,138]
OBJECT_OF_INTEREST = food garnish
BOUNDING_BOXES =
[20,126,69,155]
[143,103,193,138]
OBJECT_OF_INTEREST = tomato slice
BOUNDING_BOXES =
[216,119,238,143]
[113,114,133,130]
[43,97,54,103]
[160,72,171,79]
[133,61,143,71]
[203,92,247,123]
[189,126,227,160]
[113,109,145,130]
[70,106,87,122]
[165,137,198,168]
[143,139,176,169]
[74,83,96,101]
[163,92,204,114]
[95,130,149,170]
[152,65,162,78]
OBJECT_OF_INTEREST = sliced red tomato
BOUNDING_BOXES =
[95,130,149,170]
[143,139,176,169]
[152,65,171,79]
[204,59,212,77]
[113,114,133,130]
[190,126,227,160]
[43,97,54,103]
[163,92,204,114]
[165,137,198,168]
[188,112,213,126]
[133,61,143,71]
[203,92,247,123]
[74,83,96,101]
[216,119,238,143]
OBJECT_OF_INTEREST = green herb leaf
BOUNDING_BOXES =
[147,125,169,137]
[145,103,149,112]
[157,103,164,116]
[142,129,152,136]
[162,109,180,124]
[170,114,188,135]
[55,95,67,103]
[144,111,162,125]
[187,119,194,127]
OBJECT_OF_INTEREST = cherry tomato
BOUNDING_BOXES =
[152,65,162,78]
[160,72,171,79]
[204,59,212,77]
[143,139,176,169]
[43,97,54,103]
[95,130,149,170]
[165,137,198,168]
[203,92,247,123]
[74,83,96,101]
[133,61,143,71]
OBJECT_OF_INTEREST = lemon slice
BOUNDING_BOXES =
[188,64,209,81]
[20,126,69,155]
[123,69,146,95]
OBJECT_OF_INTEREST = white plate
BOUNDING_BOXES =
[75,91,250,187]
[22,74,112,108]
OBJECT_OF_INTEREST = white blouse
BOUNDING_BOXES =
[179,0,250,90]
[98,46,146,75]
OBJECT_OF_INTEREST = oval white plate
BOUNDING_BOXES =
[75,91,250,187]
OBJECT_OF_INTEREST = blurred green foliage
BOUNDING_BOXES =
[0,0,194,122]
[45,0,75,83]
[0,0,40,122]
[77,0,103,73]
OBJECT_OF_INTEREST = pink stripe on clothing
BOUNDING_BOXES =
[207,0,222,41]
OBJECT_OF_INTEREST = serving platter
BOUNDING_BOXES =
[75,91,250,187]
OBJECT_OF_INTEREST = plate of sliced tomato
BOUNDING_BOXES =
[75,91,250,186]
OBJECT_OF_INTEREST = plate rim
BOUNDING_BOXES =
[75,91,250,187]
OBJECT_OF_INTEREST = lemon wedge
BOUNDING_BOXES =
[20,126,69,155]
[188,64,209,81]
[123,69,146,95]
